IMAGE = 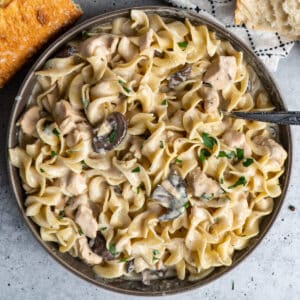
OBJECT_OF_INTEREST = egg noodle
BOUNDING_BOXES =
[9,10,287,282]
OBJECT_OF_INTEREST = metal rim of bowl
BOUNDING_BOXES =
[6,6,292,296]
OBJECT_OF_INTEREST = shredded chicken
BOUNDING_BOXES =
[65,194,88,218]
[200,86,220,113]
[65,172,87,196]
[253,136,287,166]
[77,237,102,265]
[203,56,237,90]
[19,106,40,136]
[222,129,251,156]
[75,204,98,239]
[187,167,221,198]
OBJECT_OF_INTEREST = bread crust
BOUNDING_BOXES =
[0,0,83,88]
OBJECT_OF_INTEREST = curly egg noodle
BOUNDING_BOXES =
[9,10,287,282]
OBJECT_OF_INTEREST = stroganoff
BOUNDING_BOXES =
[9,10,287,283]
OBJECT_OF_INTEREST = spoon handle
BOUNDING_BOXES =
[226,111,300,125]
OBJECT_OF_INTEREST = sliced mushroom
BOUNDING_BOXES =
[75,204,98,239]
[168,65,192,89]
[77,236,102,265]
[222,129,251,157]
[89,231,117,261]
[56,45,78,58]
[151,172,188,221]
[92,112,127,153]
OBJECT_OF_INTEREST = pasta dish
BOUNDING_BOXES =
[9,10,287,283]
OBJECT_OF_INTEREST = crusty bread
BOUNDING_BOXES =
[235,0,300,40]
[0,0,83,88]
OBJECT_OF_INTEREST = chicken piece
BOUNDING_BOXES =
[79,34,119,58]
[203,56,237,90]
[75,204,98,239]
[169,110,184,128]
[77,237,102,265]
[53,100,83,135]
[65,194,88,218]
[66,172,87,196]
[222,129,251,157]
[139,29,154,51]
[18,106,41,136]
[187,167,221,198]
[129,136,143,159]
[253,136,287,166]
[200,86,220,113]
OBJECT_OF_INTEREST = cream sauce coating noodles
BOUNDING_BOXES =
[9,10,287,283]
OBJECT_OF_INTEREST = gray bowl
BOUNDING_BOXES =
[7,6,292,296]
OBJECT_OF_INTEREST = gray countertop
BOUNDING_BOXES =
[0,1,299,299]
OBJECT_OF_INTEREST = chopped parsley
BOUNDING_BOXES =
[51,150,57,158]
[219,177,224,184]
[228,176,247,189]
[183,202,190,209]
[243,158,254,167]
[218,150,236,159]
[99,226,107,231]
[81,30,89,40]
[82,98,89,109]
[201,132,217,149]
[175,158,183,164]
[152,249,160,261]
[177,41,188,49]
[81,160,88,169]
[203,82,212,88]
[137,185,141,194]
[132,166,140,173]
[40,168,45,173]
[160,141,164,149]
[52,128,60,137]
[108,244,119,256]
[236,148,244,160]
[199,148,211,162]
[161,99,168,106]
[78,228,84,235]
[200,193,214,201]
[118,80,131,93]
[119,257,128,263]
[109,130,116,143]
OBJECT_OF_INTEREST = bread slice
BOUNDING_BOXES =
[235,0,300,40]
[0,0,83,88]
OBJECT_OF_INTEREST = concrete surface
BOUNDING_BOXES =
[0,1,300,299]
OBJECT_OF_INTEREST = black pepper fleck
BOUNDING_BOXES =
[288,205,296,211]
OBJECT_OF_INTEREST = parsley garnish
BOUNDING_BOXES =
[236,148,244,160]
[51,150,57,158]
[243,158,254,167]
[118,80,131,93]
[119,257,128,263]
[218,150,235,159]
[183,202,190,209]
[152,249,160,261]
[160,141,164,149]
[52,128,60,137]
[99,227,107,231]
[40,168,45,173]
[177,41,188,49]
[78,228,84,235]
[108,244,119,256]
[201,132,217,149]
[81,30,89,40]
[175,158,183,164]
[161,99,168,106]
[220,177,224,184]
[109,130,116,143]
[228,176,247,189]
[199,148,211,162]
[132,166,140,173]
[57,210,65,220]
[81,160,88,169]
[200,193,214,201]
[203,82,212,88]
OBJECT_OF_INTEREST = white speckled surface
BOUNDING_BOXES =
[1,1,300,299]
